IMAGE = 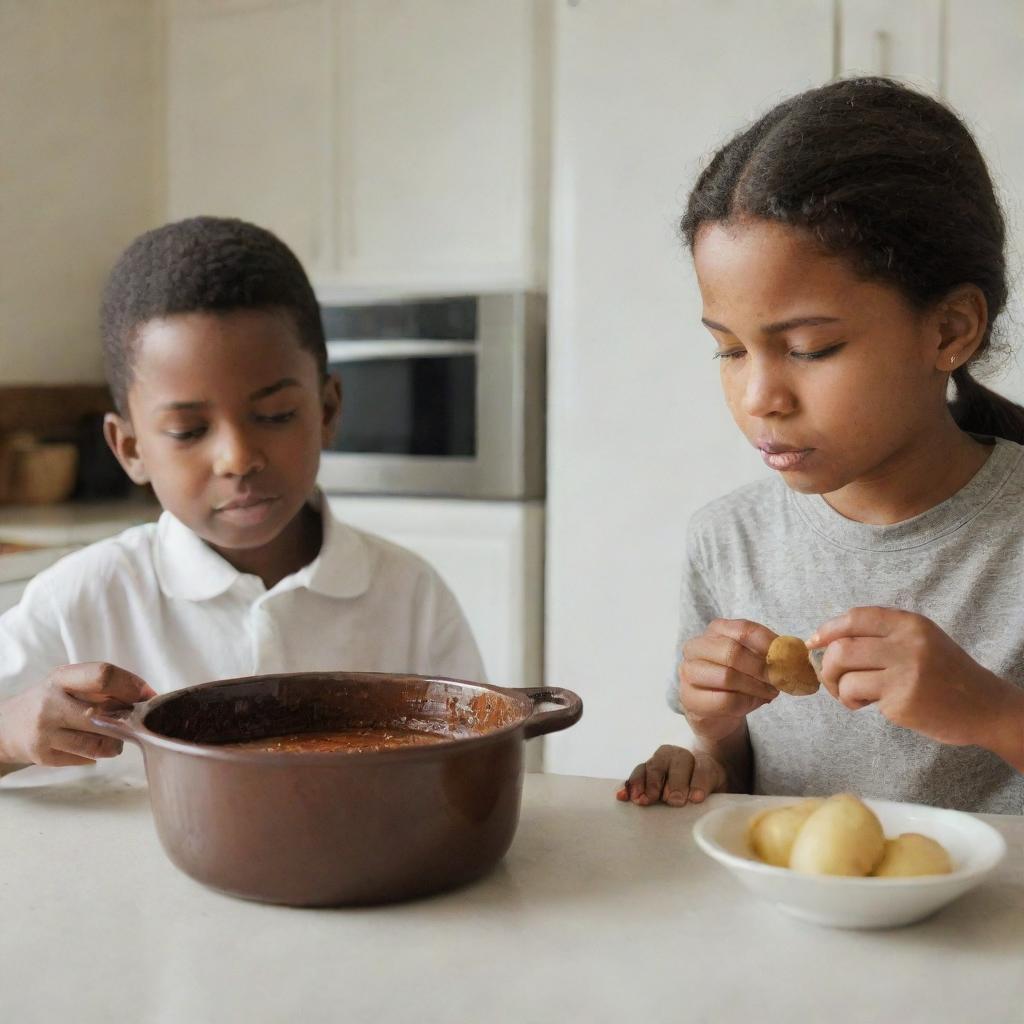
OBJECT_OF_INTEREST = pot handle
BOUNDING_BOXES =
[520,687,583,740]
[88,705,145,747]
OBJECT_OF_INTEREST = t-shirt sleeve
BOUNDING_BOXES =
[667,518,720,714]
[0,572,71,702]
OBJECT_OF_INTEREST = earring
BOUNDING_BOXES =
[950,355,957,367]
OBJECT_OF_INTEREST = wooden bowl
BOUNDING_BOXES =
[8,442,79,505]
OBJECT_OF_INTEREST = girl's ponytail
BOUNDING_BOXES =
[950,368,1024,445]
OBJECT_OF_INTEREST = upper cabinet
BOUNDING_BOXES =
[165,0,551,296]
[166,0,333,274]
[837,0,944,90]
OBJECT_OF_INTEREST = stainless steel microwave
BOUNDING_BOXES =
[316,292,545,500]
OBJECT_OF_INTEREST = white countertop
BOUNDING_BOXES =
[0,496,159,583]
[1,773,1021,1024]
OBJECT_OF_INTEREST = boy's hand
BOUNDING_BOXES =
[809,607,1024,761]
[679,618,780,742]
[616,745,727,806]
[0,663,157,767]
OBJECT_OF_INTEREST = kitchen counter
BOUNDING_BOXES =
[0,495,159,585]
[1,773,1021,1023]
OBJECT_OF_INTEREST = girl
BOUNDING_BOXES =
[618,77,1024,815]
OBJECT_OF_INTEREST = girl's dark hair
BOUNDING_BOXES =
[681,76,1024,444]
[101,216,326,414]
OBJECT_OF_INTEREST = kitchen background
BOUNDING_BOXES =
[0,0,1021,779]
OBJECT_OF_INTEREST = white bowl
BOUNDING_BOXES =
[693,796,1007,929]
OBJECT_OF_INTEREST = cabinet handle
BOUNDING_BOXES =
[873,30,892,75]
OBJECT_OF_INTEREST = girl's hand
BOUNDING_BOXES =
[809,607,1024,757]
[679,618,780,743]
[0,663,157,767]
[616,745,727,807]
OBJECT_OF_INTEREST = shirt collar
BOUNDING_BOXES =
[154,492,372,602]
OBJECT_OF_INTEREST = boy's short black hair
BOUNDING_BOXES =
[101,216,326,414]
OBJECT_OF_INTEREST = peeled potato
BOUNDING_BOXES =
[789,794,886,876]
[748,799,825,867]
[873,833,953,877]
[766,635,820,696]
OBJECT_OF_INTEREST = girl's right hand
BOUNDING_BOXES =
[0,663,156,767]
[678,618,780,742]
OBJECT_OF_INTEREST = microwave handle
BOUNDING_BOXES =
[326,339,478,362]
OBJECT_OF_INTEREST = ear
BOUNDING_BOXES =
[103,412,151,485]
[932,284,988,372]
[320,373,342,448]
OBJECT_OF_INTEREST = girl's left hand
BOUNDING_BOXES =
[808,607,1023,752]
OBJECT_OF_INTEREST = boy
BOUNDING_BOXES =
[0,217,485,784]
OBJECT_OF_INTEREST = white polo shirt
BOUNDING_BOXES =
[0,499,485,787]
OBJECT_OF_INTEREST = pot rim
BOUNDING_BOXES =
[94,671,580,765]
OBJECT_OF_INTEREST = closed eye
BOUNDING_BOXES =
[789,342,846,361]
[166,427,206,442]
[255,411,297,425]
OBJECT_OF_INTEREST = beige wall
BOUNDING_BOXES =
[0,0,163,384]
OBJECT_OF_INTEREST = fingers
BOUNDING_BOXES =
[682,655,778,703]
[49,727,124,762]
[662,748,696,806]
[687,751,727,803]
[705,619,778,657]
[809,607,901,647]
[818,637,888,701]
[616,746,697,807]
[50,663,156,705]
[834,670,884,711]
[680,682,772,719]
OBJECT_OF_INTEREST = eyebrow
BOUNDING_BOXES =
[158,378,302,411]
[701,316,842,335]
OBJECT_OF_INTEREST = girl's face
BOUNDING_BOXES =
[692,218,951,495]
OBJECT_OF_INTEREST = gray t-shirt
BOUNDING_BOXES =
[670,436,1024,814]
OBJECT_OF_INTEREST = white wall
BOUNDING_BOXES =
[0,0,163,384]
[544,0,836,780]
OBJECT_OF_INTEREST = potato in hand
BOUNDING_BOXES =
[766,635,820,696]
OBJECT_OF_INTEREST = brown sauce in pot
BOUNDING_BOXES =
[224,726,448,754]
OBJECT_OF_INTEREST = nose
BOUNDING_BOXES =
[212,423,266,478]
[739,355,797,420]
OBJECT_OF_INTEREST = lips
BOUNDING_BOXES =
[215,493,278,512]
[214,494,281,527]
[756,439,813,471]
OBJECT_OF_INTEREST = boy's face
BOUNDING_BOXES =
[105,309,340,558]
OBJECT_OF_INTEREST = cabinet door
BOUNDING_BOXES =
[329,0,550,293]
[546,0,834,779]
[166,0,333,273]
[838,0,944,91]
[326,496,544,689]
[945,0,1024,405]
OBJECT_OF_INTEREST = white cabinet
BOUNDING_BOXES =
[166,0,334,274]
[837,0,1024,404]
[545,0,835,779]
[327,495,545,768]
[837,0,944,89]
[165,0,550,294]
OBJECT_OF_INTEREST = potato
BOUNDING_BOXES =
[766,635,820,696]
[873,833,953,877]
[748,799,825,867]
[789,794,886,876]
